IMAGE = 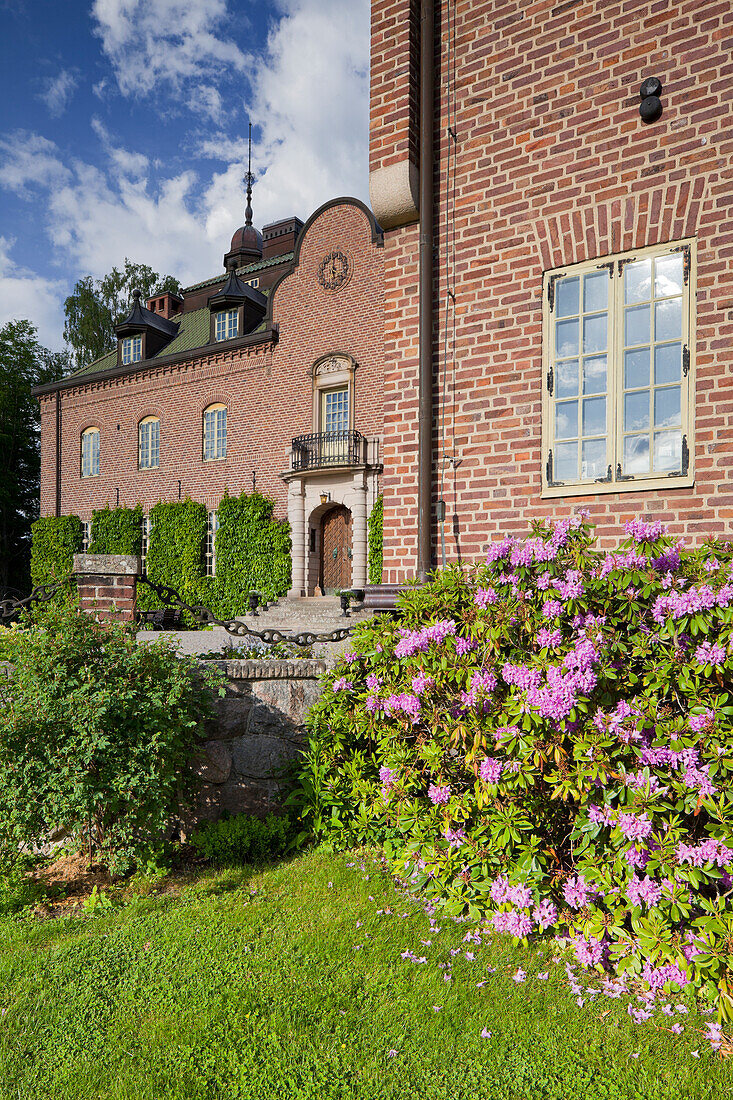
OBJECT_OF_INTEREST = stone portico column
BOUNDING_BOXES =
[287,481,306,598]
[351,483,368,590]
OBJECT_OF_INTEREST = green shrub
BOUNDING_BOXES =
[291,516,733,1018]
[368,494,383,585]
[138,498,208,617]
[191,812,291,866]
[211,490,291,615]
[89,504,142,556]
[29,514,82,587]
[0,604,224,874]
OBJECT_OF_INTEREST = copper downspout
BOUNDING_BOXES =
[417,0,435,583]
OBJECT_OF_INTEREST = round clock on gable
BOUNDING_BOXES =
[317,250,351,291]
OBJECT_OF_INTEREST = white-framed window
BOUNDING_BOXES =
[542,240,693,495]
[322,386,349,434]
[205,511,219,576]
[81,427,100,478]
[141,515,150,571]
[214,309,238,342]
[246,278,260,288]
[203,404,227,461]
[121,334,143,365]
[138,416,160,470]
[81,521,91,552]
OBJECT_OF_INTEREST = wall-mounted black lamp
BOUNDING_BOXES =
[639,77,663,123]
[248,591,260,616]
[177,479,182,500]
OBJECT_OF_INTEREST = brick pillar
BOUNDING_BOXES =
[73,554,141,623]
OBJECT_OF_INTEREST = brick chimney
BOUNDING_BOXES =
[262,217,304,261]
[146,291,183,319]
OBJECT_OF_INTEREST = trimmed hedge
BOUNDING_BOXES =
[89,504,142,556]
[368,494,383,585]
[30,515,82,588]
[138,499,208,615]
[211,490,291,615]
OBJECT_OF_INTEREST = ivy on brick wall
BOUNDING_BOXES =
[29,515,82,588]
[138,499,208,614]
[89,504,143,556]
[210,490,291,616]
[368,493,383,585]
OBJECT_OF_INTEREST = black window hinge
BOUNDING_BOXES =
[595,465,612,483]
[546,449,559,487]
[547,273,564,312]
[617,256,636,278]
[547,364,554,395]
[682,345,690,376]
[671,244,692,286]
[682,434,689,475]
[596,261,615,277]
[616,462,634,482]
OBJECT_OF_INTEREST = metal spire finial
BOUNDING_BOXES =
[244,121,254,227]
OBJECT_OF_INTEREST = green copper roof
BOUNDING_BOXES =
[182,251,293,293]
[67,348,117,379]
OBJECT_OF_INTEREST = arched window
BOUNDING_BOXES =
[203,404,227,461]
[81,427,100,478]
[138,416,160,469]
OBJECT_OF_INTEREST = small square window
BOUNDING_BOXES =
[122,334,142,365]
[215,309,238,342]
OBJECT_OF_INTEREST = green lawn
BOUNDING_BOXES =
[0,850,731,1099]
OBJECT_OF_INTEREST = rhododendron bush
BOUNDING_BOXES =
[291,516,733,1017]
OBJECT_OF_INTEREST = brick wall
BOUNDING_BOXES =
[39,200,385,525]
[372,0,733,580]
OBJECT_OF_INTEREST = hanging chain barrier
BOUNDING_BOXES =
[137,575,354,648]
[0,581,68,623]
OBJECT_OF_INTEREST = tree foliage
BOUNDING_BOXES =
[63,260,181,369]
[0,321,67,592]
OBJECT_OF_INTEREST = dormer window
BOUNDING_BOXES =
[215,309,239,342]
[122,334,142,365]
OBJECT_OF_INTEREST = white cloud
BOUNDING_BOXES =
[38,69,79,117]
[0,132,71,196]
[0,237,66,349]
[91,0,247,115]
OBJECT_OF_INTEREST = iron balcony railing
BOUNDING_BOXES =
[290,430,365,471]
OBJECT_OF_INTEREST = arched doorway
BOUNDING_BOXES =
[320,505,352,592]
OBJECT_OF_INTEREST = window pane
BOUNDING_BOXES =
[654,386,681,428]
[555,442,578,481]
[556,359,579,398]
[624,347,650,389]
[555,277,579,317]
[624,259,652,304]
[624,390,650,432]
[582,438,606,479]
[654,429,682,472]
[624,434,650,474]
[654,343,681,385]
[555,319,579,358]
[583,313,607,354]
[583,355,606,395]
[555,401,578,440]
[655,297,682,341]
[583,271,608,313]
[582,396,606,437]
[625,304,650,346]
[654,254,683,298]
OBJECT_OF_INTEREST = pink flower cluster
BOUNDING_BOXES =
[536,627,563,648]
[479,757,503,784]
[652,582,733,623]
[676,838,733,867]
[694,640,726,666]
[625,518,666,542]
[460,667,498,712]
[383,692,422,723]
[572,934,605,967]
[332,677,353,692]
[394,619,456,659]
[474,587,497,608]
[563,874,594,909]
[542,599,563,618]
[411,672,434,696]
[444,825,466,848]
[689,708,714,732]
[617,812,654,841]
[640,960,688,991]
[626,875,662,908]
[556,570,585,600]
[428,784,451,806]
[502,663,543,691]
[366,673,382,691]
[533,899,558,930]
[455,635,477,656]
[491,908,533,938]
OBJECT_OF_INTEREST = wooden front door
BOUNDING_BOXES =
[321,506,352,592]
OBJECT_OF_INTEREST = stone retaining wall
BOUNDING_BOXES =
[187,657,326,827]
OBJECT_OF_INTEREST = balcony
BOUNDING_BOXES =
[290,430,366,471]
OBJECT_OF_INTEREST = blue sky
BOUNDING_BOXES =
[0,0,370,348]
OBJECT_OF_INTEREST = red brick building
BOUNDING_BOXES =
[370,0,733,583]
[37,0,733,594]
[36,198,385,596]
